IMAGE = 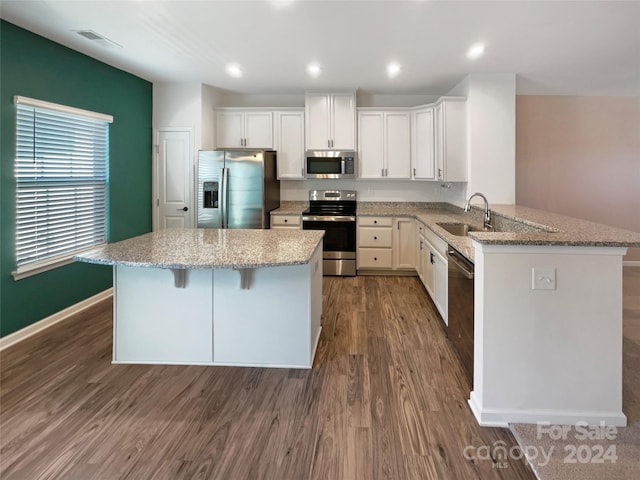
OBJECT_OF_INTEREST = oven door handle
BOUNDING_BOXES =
[302,215,356,222]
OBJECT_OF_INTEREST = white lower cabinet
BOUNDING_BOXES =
[416,221,448,324]
[357,216,393,270]
[357,216,416,272]
[270,213,301,230]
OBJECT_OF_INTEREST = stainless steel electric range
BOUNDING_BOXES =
[302,190,357,276]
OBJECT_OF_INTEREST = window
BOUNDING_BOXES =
[12,96,113,280]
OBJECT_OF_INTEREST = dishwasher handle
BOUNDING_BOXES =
[447,249,474,279]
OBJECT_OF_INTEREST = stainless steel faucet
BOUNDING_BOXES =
[464,192,492,230]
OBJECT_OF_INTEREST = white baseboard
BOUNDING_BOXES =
[468,392,627,427]
[623,261,640,267]
[0,288,113,352]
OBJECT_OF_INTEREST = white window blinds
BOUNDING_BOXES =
[14,96,113,276]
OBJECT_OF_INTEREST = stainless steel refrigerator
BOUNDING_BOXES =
[197,150,280,229]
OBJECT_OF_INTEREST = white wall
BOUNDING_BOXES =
[448,74,516,206]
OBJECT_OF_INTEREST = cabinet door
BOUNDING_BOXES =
[306,93,331,149]
[432,248,448,324]
[412,108,435,180]
[216,111,244,148]
[244,111,273,148]
[275,111,305,179]
[422,238,435,297]
[385,112,411,179]
[331,93,356,150]
[358,112,384,179]
[393,217,416,269]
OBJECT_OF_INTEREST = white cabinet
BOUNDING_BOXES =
[416,221,448,324]
[434,98,467,182]
[358,216,415,272]
[357,216,394,270]
[274,110,305,180]
[305,92,356,150]
[358,110,411,179]
[393,217,416,270]
[411,107,436,180]
[216,110,273,149]
[270,213,301,230]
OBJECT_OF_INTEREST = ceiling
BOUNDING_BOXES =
[1,0,639,96]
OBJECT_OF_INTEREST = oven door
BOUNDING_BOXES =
[302,215,356,259]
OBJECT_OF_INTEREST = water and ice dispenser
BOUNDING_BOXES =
[203,181,219,209]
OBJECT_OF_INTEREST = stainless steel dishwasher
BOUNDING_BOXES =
[447,247,475,388]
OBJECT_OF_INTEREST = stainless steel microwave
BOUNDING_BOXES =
[305,151,356,179]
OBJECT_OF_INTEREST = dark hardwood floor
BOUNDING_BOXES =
[0,275,537,479]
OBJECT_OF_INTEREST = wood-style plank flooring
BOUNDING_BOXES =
[1,275,539,479]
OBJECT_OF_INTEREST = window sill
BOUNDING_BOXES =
[12,244,107,281]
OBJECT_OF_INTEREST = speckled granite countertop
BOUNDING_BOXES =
[271,201,640,263]
[358,202,640,263]
[74,229,325,269]
[270,202,308,215]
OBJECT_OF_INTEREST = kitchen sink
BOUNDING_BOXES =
[437,222,477,236]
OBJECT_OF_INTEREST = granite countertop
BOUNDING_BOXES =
[357,202,640,263]
[271,200,640,263]
[74,228,325,269]
[270,201,308,215]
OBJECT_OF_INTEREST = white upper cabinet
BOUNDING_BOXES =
[411,107,436,180]
[274,110,305,180]
[216,109,273,149]
[434,98,467,182]
[358,110,410,179]
[305,92,356,150]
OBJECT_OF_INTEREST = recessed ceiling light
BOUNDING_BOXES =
[307,62,321,78]
[466,42,486,60]
[386,62,401,78]
[225,62,243,78]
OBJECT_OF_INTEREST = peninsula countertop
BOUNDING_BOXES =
[74,228,325,269]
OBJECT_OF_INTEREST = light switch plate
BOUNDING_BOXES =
[532,267,556,290]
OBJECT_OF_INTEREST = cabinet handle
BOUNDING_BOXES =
[413,167,416,177]
[430,252,435,264]
[374,236,377,240]
[284,219,288,223]
[328,139,331,148]
[374,220,377,224]
[374,257,378,261]
[438,168,443,179]
[419,240,423,250]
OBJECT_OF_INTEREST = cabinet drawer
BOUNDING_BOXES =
[271,214,301,227]
[357,248,393,269]
[358,228,392,247]
[358,216,393,227]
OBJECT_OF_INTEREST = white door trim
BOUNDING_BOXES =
[153,127,194,231]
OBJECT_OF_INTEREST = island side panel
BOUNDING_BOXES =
[113,266,214,364]
[470,244,627,427]
[213,244,323,368]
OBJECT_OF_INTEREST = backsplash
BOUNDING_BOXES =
[281,179,467,205]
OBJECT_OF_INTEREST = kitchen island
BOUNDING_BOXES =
[75,228,324,369]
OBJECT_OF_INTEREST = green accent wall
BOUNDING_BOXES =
[1,21,152,337]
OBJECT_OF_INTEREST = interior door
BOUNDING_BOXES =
[157,129,192,229]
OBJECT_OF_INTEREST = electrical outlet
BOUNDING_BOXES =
[532,267,556,290]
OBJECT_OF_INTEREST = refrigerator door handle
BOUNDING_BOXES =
[221,167,229,228]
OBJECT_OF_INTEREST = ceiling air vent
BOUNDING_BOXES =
[74,30,122,49]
